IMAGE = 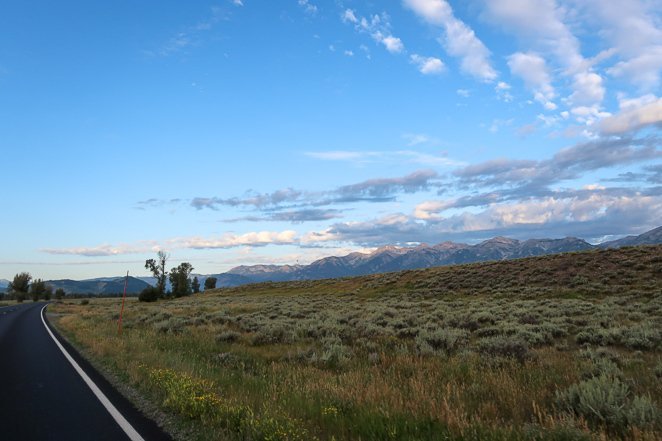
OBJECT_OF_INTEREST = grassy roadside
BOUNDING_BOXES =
[49,246,662,440]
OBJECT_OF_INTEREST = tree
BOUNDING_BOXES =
[204,277,217,291]
[43,285,52,301]
[55,288,66,300]
[192,277,200,294]
[30,279,48,301]
[145,251,169,296]
[138,286,160,302]
[8,272,31,302]
[169,262,194,297]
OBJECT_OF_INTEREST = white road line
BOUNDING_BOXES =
[40,305,145,441]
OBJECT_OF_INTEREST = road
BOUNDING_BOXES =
[0,302,171,441]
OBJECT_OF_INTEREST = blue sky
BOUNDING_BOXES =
[1,0,661,280]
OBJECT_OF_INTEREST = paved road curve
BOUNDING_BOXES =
[0,302,171,441]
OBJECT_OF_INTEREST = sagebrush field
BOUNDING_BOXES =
[50,246,662,440]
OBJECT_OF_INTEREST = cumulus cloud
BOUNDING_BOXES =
[342,9,358,23]
[482,0,605,112]
[600,96,662,135]
[174,230,298,249]
[379,35,402,53]
[569,71,605,107]
[342,10,405,54]
[577,0,662,90]
[507,52,556,109]
[315,190,662,246]
[482,0,582,70]
[494,81,513,102]
[410,54,445,74]
[404,0,497,81]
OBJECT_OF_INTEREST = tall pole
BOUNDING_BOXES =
[117,271,129,335]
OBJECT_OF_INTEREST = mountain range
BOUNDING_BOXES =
[45,276,150,296]
[220,226,662,285]
[4,227,659,295]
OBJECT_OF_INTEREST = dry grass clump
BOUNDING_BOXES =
[50,245,662,440]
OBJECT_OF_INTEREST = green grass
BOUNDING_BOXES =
[50,245,662,440]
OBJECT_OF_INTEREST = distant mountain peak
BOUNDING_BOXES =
[370,245,408,255]
[480,236,520,246]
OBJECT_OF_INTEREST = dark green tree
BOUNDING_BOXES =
[8,272,31,302]
[145,250,169,296]
[138,286,160,302]
[43,285,52,301]
[204,277,217,291]
[55,288,66,300]
[192,277,200,294]
[30,279,47,301]
[169,262,194,297]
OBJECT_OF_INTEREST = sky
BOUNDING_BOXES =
[1,0,661,281]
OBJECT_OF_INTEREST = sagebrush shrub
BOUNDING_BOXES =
[477,336,529,363]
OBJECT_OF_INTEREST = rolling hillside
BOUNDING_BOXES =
[46,276,150,295]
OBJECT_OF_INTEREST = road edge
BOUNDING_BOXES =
[40,304,145,441]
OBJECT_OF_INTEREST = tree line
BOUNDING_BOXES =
[1,251,218,304]
[2,272,66,302]
[139,251,217,302]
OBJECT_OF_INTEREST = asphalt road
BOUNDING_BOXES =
[0,302,171,441]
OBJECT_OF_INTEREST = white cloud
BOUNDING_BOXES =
[495,81,513,102]
[175,230,298,249]
[410,54,445,74]
[344,50,354,57]
[488,118,513,133]
[569,71,605,107]
[305,149,463,167]
[402,0,451,24]
[404,0,497,82]
[482,0,581,70]
[507,52,555,109]
[301,228,340,244]
[297,0,317,15]
[402,133,431,146]
[416,193,662,232]
[414,200,454,220]
[483,0,605,111]
[232,0,243,6]
[305,150,379,161]
[42,242,161,257]
[342,9,358,24]
[456,88,470,97]
[395,150,465,167]
[600,96,662,135]
[344,11,406,55]
[381,35,404,53]
[41,231,302,256]
[579,0,662,90]
[608,46,662,90]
